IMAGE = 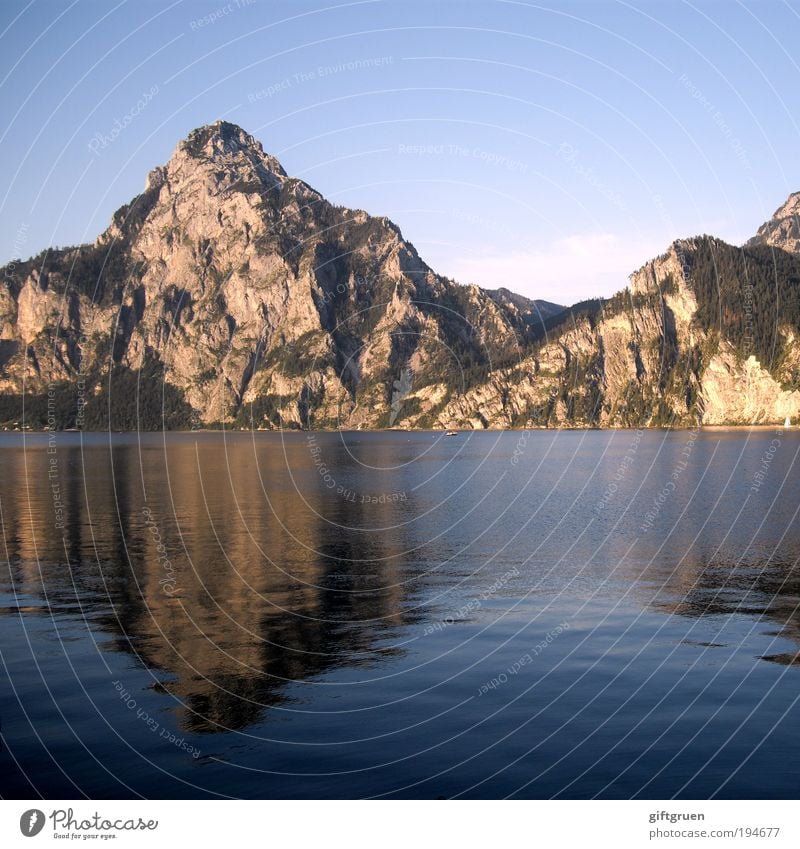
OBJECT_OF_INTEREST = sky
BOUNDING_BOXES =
[1,0,799,304]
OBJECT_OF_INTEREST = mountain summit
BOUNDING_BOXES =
[1,123,800,429]
[748,191,800,254]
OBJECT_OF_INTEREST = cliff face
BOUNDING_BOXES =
[748,192,800,255]
[429,234,800,429]
[1,121,799,430]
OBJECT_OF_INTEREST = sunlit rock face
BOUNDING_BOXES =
[1,122,799,430]
[748,191,800,255]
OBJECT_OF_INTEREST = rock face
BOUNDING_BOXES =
[748,192,800,254]
[1,121,800,430]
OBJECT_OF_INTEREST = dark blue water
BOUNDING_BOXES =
[1,429,799,798]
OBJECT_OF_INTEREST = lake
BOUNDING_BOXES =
[1,429,799,799]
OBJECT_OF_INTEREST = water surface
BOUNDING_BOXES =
[1,429,799,798]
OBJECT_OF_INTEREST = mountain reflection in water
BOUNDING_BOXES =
[3,433,429,732]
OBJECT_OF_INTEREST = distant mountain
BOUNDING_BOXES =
[1,121,799,429]
[485,288,565,330]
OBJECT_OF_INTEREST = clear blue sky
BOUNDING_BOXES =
[1,0,798,303]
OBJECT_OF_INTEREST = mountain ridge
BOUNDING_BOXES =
[1,120,799,430]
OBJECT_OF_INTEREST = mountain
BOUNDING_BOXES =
[0,122,530,430]
[485,288,566,329]
[1,121,799,430]
[442,234,800,428]
[748,192,800,254]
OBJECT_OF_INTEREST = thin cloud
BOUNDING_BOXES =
[444,233,668,304]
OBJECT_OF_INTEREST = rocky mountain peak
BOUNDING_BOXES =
[102,121,293,249]
[771,191,800,219]
[748,191,800,254]
[166,119,288,191]
[179,120,274,164]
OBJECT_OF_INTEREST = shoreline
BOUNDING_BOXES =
[0,424,793,436]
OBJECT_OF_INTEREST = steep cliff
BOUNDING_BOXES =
[1,121,799,430]
[430,236,800,429]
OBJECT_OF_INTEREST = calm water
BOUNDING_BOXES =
[1,429,799,799]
